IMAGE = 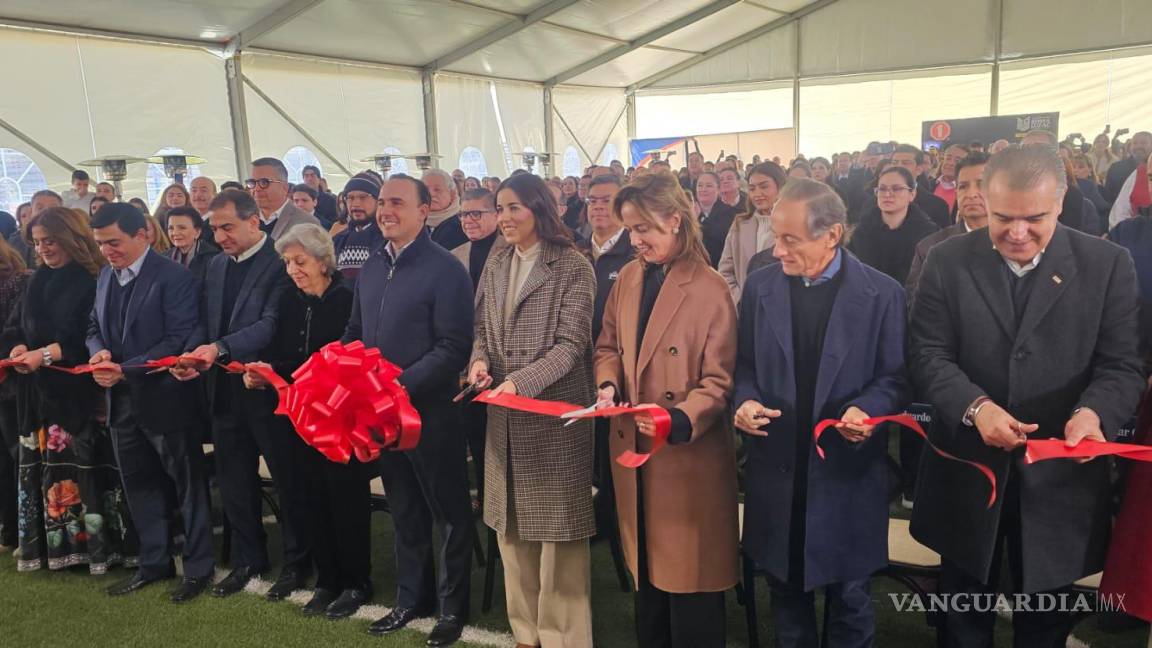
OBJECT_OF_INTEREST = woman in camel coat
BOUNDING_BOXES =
[593,171,739,648]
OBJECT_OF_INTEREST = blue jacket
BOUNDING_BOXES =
[734,251,909,590]
[342,228,473,406]
[87,249,201,428]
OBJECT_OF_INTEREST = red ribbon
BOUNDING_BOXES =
[1024,438,1152,463]
[84,346,419,464]
[475,391,673,468]
[814,414,999,508]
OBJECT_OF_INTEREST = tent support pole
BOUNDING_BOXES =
[422,70,440,167]
[225,55,252,178]
[0,116,73,173]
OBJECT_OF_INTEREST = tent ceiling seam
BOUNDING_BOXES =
[544,0,741,87]
[425,0,580,72]
[630,0,844,91]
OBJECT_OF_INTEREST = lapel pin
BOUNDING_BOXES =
[1052,275,1062,284]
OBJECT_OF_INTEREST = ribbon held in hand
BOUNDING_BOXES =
[277,341,421,464]
[1024,438,1152,463]
[476,391,673,468]
[814,413,999,508]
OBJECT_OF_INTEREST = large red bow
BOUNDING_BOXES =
[267,341,421,463]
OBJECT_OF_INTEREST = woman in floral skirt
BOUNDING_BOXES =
[4,207,135,573]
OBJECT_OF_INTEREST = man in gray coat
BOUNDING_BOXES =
[908,145,1144,647]
[246,157,321,240]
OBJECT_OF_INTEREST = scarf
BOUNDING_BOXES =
[426,194,461,229]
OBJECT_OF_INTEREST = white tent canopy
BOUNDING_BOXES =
[0,0,1149,210]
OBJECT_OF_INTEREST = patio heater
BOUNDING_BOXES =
[146,153,206,186]
[78,155,146,200]
[406,154,441,172]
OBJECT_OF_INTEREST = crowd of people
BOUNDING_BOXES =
[0,126,1150,648]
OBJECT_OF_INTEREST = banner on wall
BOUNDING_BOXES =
[630,137,687,167]
[921,113,1060,150]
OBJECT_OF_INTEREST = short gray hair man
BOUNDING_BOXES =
[983,145,1068,196]
[273,222,337,276]
[776,177,847,245]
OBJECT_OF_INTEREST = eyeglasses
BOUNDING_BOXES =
[245,178,284,190]
[874,185,913,196]
[460,210,492,220]
[585,197,612,206]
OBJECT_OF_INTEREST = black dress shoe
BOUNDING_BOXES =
[368,605,434,635]
[427,615,466,647]
[106,571,171,596]
[266,566,308,602]
[325,587,373,619]
[302,589,339,616]
[212,566,262,598]
[170,576,213,603]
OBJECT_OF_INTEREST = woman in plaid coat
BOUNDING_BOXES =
[469,172,597,648]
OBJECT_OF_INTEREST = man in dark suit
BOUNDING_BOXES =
[906,152,991,307]
[909,145,1144,647]
[87,204,214,602]
[346,175,474,647]
[734,179,909,647]
[169,189,299,599]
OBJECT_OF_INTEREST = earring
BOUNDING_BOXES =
[672,227,679,234]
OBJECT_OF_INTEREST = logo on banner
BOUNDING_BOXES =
[929,121,952,141]
[1017,115,1057,132]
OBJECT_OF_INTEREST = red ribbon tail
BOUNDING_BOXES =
[815,413,999,509]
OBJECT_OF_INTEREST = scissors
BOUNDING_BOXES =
[561,403,600,427]
[452,381,484,403]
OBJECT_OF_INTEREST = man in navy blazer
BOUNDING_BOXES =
[170,189,297,599]
[344,175,475,647]
[86,203,214,602]
[733,179,909,647]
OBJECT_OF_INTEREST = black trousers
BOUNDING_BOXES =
[633,466,726,648]
[898,425,923,500]
[939,468,1076,648]
[111,390,214,579]
[0,400,18,545]
[461,401,486,503]
[212,403,313,573]
[310,450,372,592]
[377,416,474,618]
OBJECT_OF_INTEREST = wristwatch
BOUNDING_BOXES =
[40,347,53,367]
[214,342,230,364]
[962,396,991,427]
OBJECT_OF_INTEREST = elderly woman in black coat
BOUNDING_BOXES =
[241,223,366,619]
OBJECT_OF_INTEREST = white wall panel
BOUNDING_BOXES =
[636,84,793,138]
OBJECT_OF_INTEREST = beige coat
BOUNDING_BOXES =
[717,215,772,305]
[472,241,597,542]
[594,258,739,593]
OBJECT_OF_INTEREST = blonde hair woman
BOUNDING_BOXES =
[594,172,738,647]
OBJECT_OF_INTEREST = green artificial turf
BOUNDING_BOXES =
[1,441,1148,647]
